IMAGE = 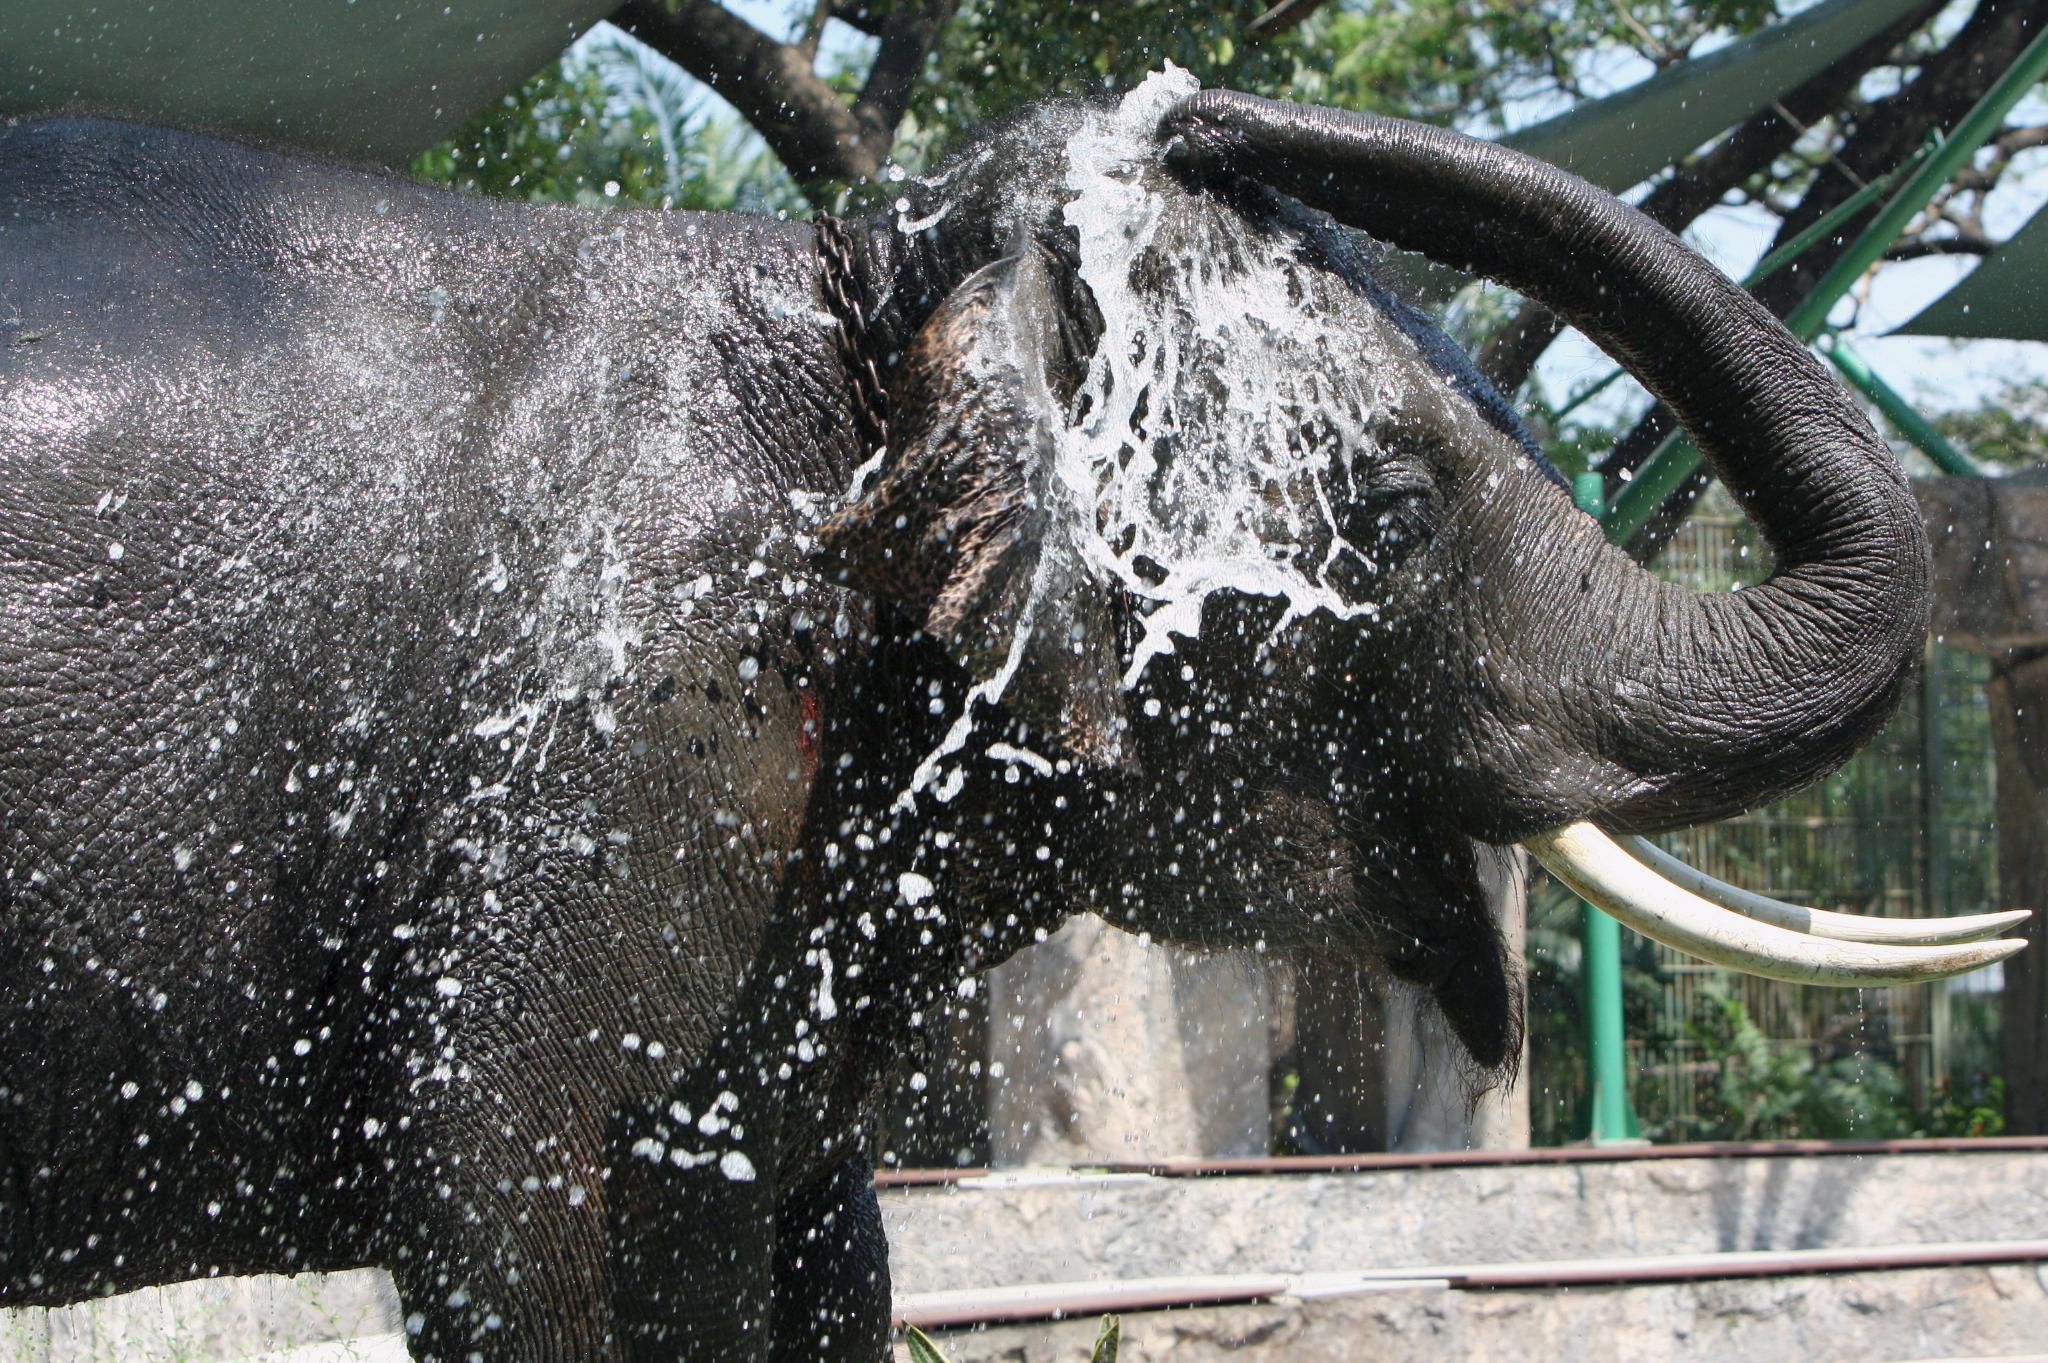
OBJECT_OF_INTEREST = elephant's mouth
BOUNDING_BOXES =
[1523,822,2026,985]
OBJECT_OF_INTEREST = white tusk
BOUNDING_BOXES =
[1616,834,2031,946]
[1522,822,2025,987]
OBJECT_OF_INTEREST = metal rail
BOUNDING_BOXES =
[896,1239,2048,1330]
[1820,333,1983,476]
[873,1134,2048,1186]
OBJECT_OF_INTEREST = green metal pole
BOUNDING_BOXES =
[1573,471,1641,1144]
[1602,431,1707,545]
[1818,335,1983,477]
[1744,138,1937,289]
[1920,639,1949,1103]
[1603,26,2048,543]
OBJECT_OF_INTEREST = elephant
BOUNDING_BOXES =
[0,68,2024,1361]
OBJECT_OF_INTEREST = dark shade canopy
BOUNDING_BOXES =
[1389,0,1931,303]
[1894,204,2048,342]
[0,0,617,164]
[1503,0,1930,193]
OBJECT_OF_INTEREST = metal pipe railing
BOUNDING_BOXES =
[895,1239,2048,1330]
[869,1134,2048,1186]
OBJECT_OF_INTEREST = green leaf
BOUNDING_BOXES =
[903,1323,953,1363]
[1091,1315,1122,1363]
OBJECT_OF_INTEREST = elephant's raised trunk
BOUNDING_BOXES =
[1160,94,2026,987]
[1159,92,1925,832]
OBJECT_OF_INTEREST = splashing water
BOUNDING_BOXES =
[897,66,1399,805]
[1059,66,1394,686]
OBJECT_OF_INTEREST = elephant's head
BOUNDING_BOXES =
[820,74,2024,1072]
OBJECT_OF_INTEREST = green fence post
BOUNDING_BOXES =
[1573,471,1643,1144]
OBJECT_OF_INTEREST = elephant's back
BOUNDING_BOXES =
[0,122,520,1006]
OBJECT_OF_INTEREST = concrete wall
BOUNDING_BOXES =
[986,918,1275,1165]
[881,1148,2048,1291]
[913,1264,2048,1363]
[983,847,1531,1167]
[9,1147,2045,1360]
[0,1272,398,1363]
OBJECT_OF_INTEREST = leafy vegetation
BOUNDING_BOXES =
[1528,931,2010,1144]
[1685,986,1911,1141]
[908,0,1299,136]
[413,30,802,213]
[422,1,1801,213]
[1932,374,2048,468]
[1291,0,1780,123]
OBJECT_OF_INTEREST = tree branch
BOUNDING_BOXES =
[798,0,832,62]
[1616,0,2042,562]
[616,0,871,186]
[1611,0,1677,66]
[853,0,959,158]
[614,0,955,196]
[829,0,888,39]
[1944,121,2048,193]
[1884,230,1997,261]
[1248,0,1331,40]
[1993,121,2048,156]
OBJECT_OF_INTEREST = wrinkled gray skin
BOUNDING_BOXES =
[0,91,1925,1362]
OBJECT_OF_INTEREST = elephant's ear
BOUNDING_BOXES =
[818,241,1127,766]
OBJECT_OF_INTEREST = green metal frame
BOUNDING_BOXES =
[1601,24,2048,543]
[1818,336,1982,477]
[1542,141,1935,433]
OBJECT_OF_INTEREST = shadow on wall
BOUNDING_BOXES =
[1709,1153,1854,1253]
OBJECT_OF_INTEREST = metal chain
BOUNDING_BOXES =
[814,215,891,457]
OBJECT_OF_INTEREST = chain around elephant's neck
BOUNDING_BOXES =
[815,215,890,460]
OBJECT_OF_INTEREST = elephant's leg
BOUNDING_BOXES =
[382,1100,617,1363]
[606,1094,782,1362]
[770,1152,891,1363]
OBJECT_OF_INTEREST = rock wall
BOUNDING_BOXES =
[16,1145,2045,1361]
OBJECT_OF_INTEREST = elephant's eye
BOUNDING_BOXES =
[1323,466,1437,608]
[1334,472,1436,556]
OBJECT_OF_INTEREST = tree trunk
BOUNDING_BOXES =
[1919,470,2048,1134]
[1988,658,2048,1134]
